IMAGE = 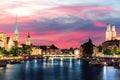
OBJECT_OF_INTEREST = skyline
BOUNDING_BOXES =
[0,0,120,49]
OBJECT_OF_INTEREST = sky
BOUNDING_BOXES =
[0,0,120,49]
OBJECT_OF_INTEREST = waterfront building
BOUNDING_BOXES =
[31,46,42,55]
[74,48,80,57]
[102,40,119,53]
[92,46,103,57]
[103,24,120,53]
[106,24,116,41]
[80,38,95,57]
[0,32,7,48]
[0,15,30,51]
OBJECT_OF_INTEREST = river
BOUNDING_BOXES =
[0,58,120,80]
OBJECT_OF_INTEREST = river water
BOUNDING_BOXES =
[0,58,120,80]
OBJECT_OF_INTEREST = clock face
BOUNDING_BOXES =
[27,38,30,41]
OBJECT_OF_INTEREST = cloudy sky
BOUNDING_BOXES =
[0,0,120,49]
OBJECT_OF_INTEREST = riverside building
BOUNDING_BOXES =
[102,24,120,53]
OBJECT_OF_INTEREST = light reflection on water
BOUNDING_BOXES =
[0,58,120,80]
[103,66,107,80]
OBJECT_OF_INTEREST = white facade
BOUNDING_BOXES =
[31,47,42,55]
[7,37,14,50]
[74,49,80,57]
[106,24,117,41]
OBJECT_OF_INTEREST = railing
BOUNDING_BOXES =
[43,54,75,57]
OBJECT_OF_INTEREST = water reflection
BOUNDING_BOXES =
[60,58,63,67]
[103,66,107,80]
[0,58,120,80]
[69,58,72,68]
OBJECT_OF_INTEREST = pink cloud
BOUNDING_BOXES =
[0,2,118,24]
[93,21,106,27]
[25,30,104,49]
[0,1,117,49]
[2,26,106,49]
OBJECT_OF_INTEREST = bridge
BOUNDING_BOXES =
[43,54,76,58]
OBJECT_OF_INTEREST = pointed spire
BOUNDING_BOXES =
[88,35,92,43]
[27,32,30,38]
[112,24,116,31]
[106,23,111,31]
[88,38,92,43]
[14,14,18,34]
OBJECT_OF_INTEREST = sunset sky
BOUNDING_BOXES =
[0,0,120,49]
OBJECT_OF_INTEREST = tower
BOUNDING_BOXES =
[111,24,116,40]
[13,15,19,43]
[106,24,111,41]
[26,32,31,46]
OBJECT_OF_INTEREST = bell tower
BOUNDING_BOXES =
[111,24,116,40]
[26,32,31,46]
[106,24,111,41]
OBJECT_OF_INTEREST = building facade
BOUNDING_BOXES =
[103,24,120,53]
[26,32,31,46]
[106,24,116,41]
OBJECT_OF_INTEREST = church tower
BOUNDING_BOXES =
[13,15,19,43]
[26,32,31,46]
[106,24,111,41]
[111,24,116,40]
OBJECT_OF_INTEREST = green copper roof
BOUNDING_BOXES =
[14,14,18,34]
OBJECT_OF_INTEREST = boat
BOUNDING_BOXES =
[89,61,101,66]
[8,60,22,64]
[0,60,7,67]
[114,61,120,69]
[89,60,108,66]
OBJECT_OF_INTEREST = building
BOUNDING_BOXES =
[80,38,95,57]
[106,24,116,41]
[0,15,30,51]
[0,32,7,48]
[103,24,120,53]
[13,15,19,47]
[74,48,80,57]
[31,46,42,55]
[26,32,31,46]
[102,40,120,52]
[92,46,103,57]
[7,37,14,50]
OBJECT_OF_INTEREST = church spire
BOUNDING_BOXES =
[14,14,18,34]
[27,32,30,38]
[13,14,19,43]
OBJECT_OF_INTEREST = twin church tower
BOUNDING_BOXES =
[106,24,116,41]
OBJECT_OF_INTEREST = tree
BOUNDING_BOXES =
[98,45,102,52]
[116,49,120,55]
[22,45,31,55]
[103,49,114,55]
[0,47,5,55]
[8,47,20,56]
